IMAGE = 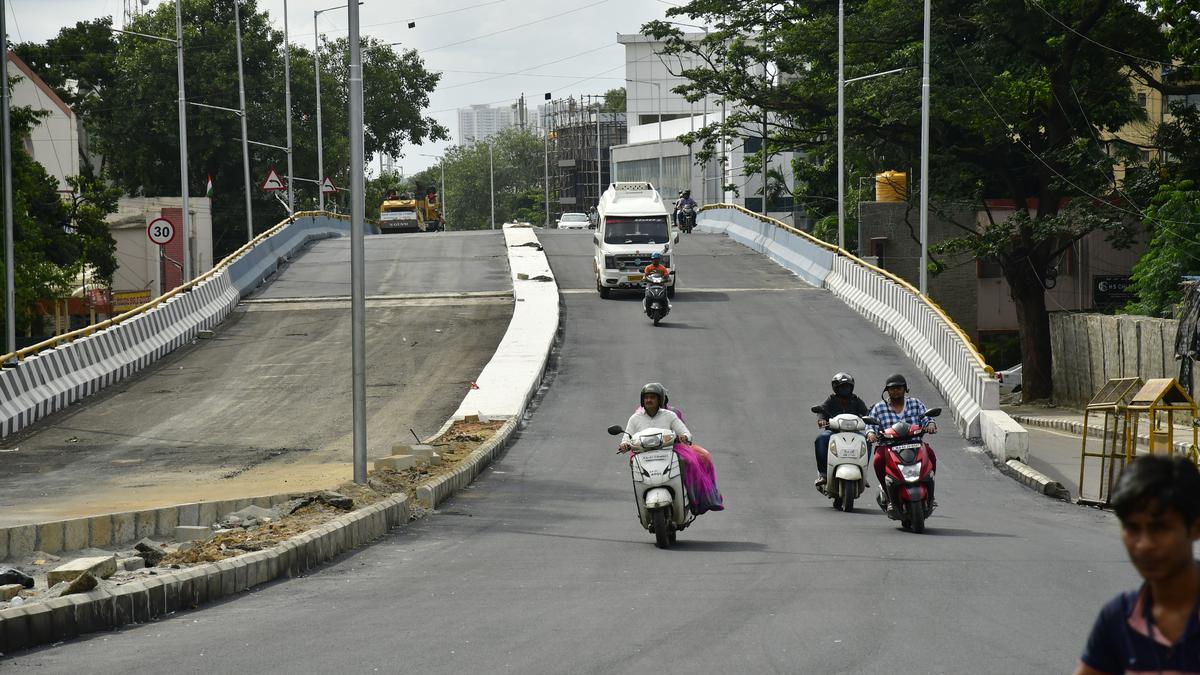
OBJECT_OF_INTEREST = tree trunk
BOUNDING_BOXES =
[1007,265,1054,400]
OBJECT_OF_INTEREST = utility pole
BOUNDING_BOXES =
[234,0,254,240]
[348,0,367,484]
[283,0,294,213]
[175,0,192,281]
[837,0,845,248]
[919,0,932,294]
[596,101,602,211]
[2,4,14,355]
[489,141,495,230]
[543,102,550,227]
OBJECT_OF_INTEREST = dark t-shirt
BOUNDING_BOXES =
[816,394,869,421]
[1080,585,1200,674]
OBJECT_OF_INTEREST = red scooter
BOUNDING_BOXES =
[874,407,941,533]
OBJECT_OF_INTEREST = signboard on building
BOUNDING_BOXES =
[1094,275,1135,306]
[112,290,152,313]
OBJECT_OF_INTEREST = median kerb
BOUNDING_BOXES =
[155,507,179,538]
[135,510,157,539]
[44,596,78,640]
[177,503,200,527]
[35,521,64,555]
[111,512,135,545]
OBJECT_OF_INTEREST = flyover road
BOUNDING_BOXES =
[10,232,1134,673]
[0,231,512,526]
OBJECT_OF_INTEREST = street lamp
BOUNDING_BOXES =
[2,7,13,354]
[313,3,361,212]
[105,6,193,283]
[418,153,447,231]
[488,140,495,230]
[234,0,253,240]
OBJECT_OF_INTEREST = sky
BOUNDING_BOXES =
[10,0,677,177]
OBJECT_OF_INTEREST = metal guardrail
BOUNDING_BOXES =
[0,210,350,365]
[699,203,994,374]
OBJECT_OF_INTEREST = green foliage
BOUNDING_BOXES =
[602,88,626,113]
[1124,180,1200,317]
[34,0,446,258]
[440,129,546,230]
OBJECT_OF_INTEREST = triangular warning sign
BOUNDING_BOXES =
[260,167,287,192]
[320,176,338,194]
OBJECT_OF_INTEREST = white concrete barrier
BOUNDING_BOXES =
[979,409,1029,462]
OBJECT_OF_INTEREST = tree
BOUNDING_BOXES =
[32,0,447,258]
[0,107,118,339]
[643,0,1191,400]
[441,129,546,229]
[602,87,627,113]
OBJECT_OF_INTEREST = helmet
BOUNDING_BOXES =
[651,252,662,261]
[678,190,685,196]
[832,372,854,394]
[640,382,669,407]
[885,373,908,392]
[682,190,691,197]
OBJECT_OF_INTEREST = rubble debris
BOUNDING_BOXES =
[175,526,211,542]
[47,556,117,585]
[62,572,98,596]
[0,583,22,600]
[120,557,146,572]
[134,538,167,566]
[316,491,354,511]
[0,567,35,589]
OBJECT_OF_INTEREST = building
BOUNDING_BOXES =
[546,95,627,215]
[610,34,800,220]
[458,103,516,145]
[106,197,214,300]
[6,50,79,193]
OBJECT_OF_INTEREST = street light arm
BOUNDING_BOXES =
[109,27,177,44]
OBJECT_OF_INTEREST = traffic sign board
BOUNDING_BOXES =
[147,217,176,246]
[320,176,338,194]
[261,167,287,192]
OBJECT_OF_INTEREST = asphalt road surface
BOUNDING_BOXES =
[0,232,512,525]
[8,231,1135,673]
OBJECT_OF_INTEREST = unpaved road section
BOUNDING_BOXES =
[0,232,512,526]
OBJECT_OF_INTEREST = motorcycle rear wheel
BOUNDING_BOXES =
[652,508,671,549]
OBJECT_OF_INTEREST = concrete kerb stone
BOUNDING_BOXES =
[35,520,64,555]
[8,525,35,558]
[1011,413,1196,455]
[1001,459,1070,499]
[418,416,519,508]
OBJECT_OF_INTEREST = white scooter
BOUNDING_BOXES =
[607,424,694,548]
[810,406,877,512]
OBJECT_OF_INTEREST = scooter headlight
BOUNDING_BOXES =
[639,434,663,450]
[900,462,922,483]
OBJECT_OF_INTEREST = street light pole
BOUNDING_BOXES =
[543,107,550,227]
[919,0,931,294]
[347,0,367,484]
[283,0,294,213]
[314,9,325,211]
[596,106,602,210]
[2,5,14,355]
[174,0,192,281]
[488,141,495,230]
[837,0,845,248]
[234,0,254,241]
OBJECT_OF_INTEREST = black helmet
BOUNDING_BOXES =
[884,373,908,392]
[832,372,854,393]
[640,382,669,407]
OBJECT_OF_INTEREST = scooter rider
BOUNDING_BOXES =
[814,372,870,488]
[867,373,938,509]
[643,251,670,280]
[620,383,691,452]
[673,190,697,225]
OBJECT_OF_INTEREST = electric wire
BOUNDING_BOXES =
[1024,0,1199,71]
[423,0,609,53]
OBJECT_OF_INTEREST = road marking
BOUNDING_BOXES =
[240,293,512,311]
[242,290,512,303]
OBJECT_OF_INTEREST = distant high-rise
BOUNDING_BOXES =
[457,104,516,145]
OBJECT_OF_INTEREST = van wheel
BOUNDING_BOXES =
[598,280,610,299]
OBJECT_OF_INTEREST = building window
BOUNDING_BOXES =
[1137,92,1147,109]
[1140,150,1151,163]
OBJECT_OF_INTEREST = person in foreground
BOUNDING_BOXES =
[1074,454,1200,675]
[621,383,724,514]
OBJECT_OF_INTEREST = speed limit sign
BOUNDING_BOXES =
[147,217,176,246]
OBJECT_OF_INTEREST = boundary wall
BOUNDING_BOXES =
[699,205,1007,444]
[0,212,362,440]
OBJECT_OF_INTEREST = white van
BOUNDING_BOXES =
[592,182,678,299]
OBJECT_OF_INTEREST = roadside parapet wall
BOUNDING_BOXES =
[0,213,356,440]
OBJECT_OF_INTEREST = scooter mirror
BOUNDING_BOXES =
[925,408,942,418]
[862,416,879,426]
[810,405,823,414]
[607,425,624,436]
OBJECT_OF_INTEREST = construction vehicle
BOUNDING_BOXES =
[379,184,443,233]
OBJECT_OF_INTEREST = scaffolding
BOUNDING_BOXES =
[546,95,627,216]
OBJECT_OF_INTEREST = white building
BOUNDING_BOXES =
[457,103,516,145]
[7,50,79,192]
[610,34,798,220]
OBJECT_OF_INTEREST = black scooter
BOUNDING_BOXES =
[644,273,670,326]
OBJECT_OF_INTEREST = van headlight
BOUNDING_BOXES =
[604,255,616,269]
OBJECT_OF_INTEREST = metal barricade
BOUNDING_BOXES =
[1078,378,1141,506]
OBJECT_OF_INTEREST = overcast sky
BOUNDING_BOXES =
[11,0,676,177]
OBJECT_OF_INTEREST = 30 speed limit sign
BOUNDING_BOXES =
[147,217,176,246]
